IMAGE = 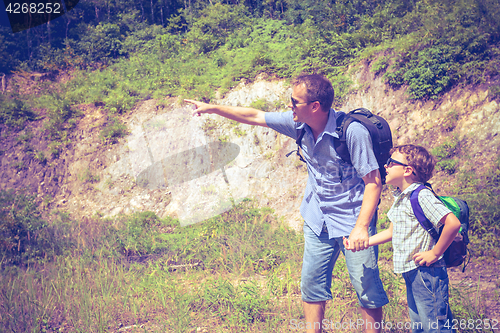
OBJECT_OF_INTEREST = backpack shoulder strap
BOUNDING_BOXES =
[333,111,351,163]
[410,184,440,241]
[285,127,307,163]
[295,126,306,146]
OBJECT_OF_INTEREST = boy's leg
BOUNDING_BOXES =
[301,223,340,332]
[403,268,425,333]
[403,265,454,333]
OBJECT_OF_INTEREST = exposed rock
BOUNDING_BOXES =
[0,63,498,232]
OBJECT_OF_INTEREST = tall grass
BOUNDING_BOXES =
[0,197,497,332]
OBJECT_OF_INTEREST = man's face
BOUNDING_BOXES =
[289,84,316,123]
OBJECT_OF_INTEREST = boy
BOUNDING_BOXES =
[345,144,460,333]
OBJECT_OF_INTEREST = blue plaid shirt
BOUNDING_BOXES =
[388,183,451,273]
[265,109,379,238]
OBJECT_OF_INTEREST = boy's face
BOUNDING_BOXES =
[384,151,411,188]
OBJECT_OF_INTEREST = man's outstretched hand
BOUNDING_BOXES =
[184,99,213,117]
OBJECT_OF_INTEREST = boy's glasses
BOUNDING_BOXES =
[385,157,417,175]
[291,96,317,109]
[385,157,410,168]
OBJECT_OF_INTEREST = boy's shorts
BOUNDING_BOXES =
[300,221,389,309]
[403,265,454,333]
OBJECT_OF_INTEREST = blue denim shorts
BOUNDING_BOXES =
[402,265,455,333]
[300,222,389,308]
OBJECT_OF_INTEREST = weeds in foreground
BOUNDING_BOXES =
[0,198,497,332]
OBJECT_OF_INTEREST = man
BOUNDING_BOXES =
[185,74,388,333]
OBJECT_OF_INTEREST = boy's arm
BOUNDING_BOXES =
[344,222,392,250]
[369,222,393,246]
[413,212,461,266]
[185,99,268,127]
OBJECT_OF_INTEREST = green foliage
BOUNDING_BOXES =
[455,161,500,258]
[0,93,37,128]
[441,109,460,132]
[198,277,270,326]
[121,24,170,56]
[384,45,460,99]
[99,116,129,144]
[72,23,124,67]
[432,138,459,160]
[26,0,499,124]
[92,199,302,274]
[111,211,171,257]
[185,4,250,54]
[78,168,100,184]
[369,0,500,100]
[0,195,497,332]
[250,99,272,111]
[0,190,47,265]
[36,92,79,142]
[371,56,390,75]
[489,85,500,101]
[432,136,460,174]
[436,159,458,175]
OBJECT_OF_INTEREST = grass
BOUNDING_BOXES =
[0,197,498,332]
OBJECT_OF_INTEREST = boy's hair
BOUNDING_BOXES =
[292,74,334,112]
[390,144,436,183]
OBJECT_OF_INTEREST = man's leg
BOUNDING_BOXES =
[301,224,339,333]
[342,216,389,333]
[360,306,383,333]
[303,301,326,333]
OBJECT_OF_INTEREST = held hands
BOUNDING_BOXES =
[343,225,370,252]
[412,250,439,267]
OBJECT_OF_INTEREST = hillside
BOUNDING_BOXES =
[1,0,500,330]
[1,59,500,332]
[1,59,498,228]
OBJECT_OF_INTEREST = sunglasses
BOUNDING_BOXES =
[385,157,410,168]
[291,95,318,109]
[385,157,417,175]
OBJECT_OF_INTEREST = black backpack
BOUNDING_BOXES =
[287,108,393,184]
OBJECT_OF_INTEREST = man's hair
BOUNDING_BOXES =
[291,74,334,112]
[390,145,436,183]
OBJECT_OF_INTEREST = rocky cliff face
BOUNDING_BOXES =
[1,64,498,231]
[57,78,309,230]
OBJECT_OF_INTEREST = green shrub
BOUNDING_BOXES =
[185,4,250,54]
[489,85,500,101]
[371,56,390,75]
[436,158,458,175]
[431,137,459,160]
[72,23,124,67]
[78,168,100,184]
[36,92,79,141]
[0,190,47,265]
[454,160,500,258]
[432,137,460,175]
[99,117,129,144]
[250,99,272,111]
[0,93,36,128]
[111,211,171,257]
